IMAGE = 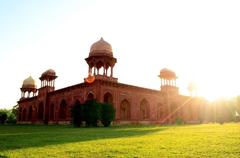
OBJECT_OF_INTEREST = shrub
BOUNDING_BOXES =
[100,103,115,127]
[70,100,116,127]
[0,110,8,124]
[71,101,84,127]
[175,118,184,125]
[83,100,101,127]
[7,105,18,124]
[6,112,17,124]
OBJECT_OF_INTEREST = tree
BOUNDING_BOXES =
[0,109,8,124]
[12,104,18,117]
[0,105,18,124]
[100,103,115,127]
[71,101,84,127]
[7,105,17,124]
[71,100,116,127]
[83,99,101,127]
[6,112,17,124]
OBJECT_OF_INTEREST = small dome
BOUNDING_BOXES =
[41,69,56,77]
[160,68,171,73]
[89,37,113,56]
[22,76,37,89]
[160,68,177,79]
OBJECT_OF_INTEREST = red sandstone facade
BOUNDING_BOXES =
[17,38,205,124]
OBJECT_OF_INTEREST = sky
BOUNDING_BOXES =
[0,0,240,109]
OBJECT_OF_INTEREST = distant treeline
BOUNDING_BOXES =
[202,96,240,123]
[0,105,17,124]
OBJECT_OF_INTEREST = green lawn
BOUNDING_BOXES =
[0,123,239,158]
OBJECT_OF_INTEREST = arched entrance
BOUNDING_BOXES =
[170,102,179,122]
[104,92,113,104]
[38,103,44,121]
[49,104,54,121]
[120,99,131,120]
[140,99,150,120]
[22,108,27,121]
[157,103,164,120]
[87,93,94,101]
[28,106,32,121]
[18,107,22,121]
[59,100,67,119]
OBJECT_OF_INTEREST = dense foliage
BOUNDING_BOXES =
[71,99,115,127]
[0,105,17,124]
[0,109,8,124]
[100,103,115,127]
[83,100,101,127]
[71,101,84,127]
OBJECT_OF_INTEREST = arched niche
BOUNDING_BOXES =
[59,100,67,119]
[28,106,32,121]
[140,99,150,120]
[86,92,94,101]
[38,102,44,120]
[120,99,131,120]
[49,103,54,120]
[103,92,113,104]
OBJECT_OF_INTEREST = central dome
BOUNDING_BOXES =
[89,37,113,57]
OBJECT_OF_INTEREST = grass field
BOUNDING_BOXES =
[0,123,239,158]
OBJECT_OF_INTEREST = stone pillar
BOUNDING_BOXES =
[94,67,96,75]
[88,66,91,75]
[103,64,106,76]
[111,67,113,77]
[106,67,108,76]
